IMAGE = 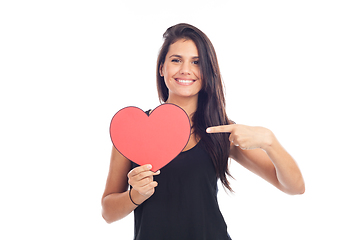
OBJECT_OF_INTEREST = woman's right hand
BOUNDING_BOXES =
[127,164,160,202]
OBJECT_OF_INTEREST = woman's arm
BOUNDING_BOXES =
[207,125,305,195]
[101,146,159,223]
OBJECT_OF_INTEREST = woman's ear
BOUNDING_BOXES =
[159,63,164,77]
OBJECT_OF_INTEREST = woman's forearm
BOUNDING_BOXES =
[102,191,135,223]
[263,134,305,195]
[102,189,146,223]
[102,188,149,223]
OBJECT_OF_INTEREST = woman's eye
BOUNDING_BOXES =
[193,61,199,64]
[171,59,180,63]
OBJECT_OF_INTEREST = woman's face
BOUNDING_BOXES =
[160,39,202,101]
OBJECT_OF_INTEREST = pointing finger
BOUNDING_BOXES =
[206,125,234,133]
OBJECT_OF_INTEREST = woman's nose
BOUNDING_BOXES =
[179,62,191,75]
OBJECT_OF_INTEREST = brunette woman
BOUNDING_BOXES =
[101,23,305,240]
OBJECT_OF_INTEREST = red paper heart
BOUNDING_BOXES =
[110,104,191,172]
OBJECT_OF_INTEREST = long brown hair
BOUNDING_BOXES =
[156,23,233,191]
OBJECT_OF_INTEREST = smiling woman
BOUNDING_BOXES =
[101,23,304,240]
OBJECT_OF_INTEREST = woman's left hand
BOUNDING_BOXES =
[206,124,274,151]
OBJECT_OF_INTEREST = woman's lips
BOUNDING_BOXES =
[175,78,196,86]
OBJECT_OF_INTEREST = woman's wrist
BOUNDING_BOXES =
[259,127,275,152]
[129,188,147,206]
[129,188,140,206]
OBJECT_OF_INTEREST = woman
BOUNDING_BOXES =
[101,23,305,240]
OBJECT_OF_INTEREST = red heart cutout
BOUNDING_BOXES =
[110,104,191,172]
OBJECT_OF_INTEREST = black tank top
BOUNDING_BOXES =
[131,125,231,239]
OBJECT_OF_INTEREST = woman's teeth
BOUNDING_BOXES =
[177,79,194,83]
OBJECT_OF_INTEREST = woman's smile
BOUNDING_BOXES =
[174,78,196,86]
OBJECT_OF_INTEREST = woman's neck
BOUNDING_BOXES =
[166,95,198,119]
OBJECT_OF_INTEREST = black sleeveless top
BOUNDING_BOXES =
[130,135,231,239]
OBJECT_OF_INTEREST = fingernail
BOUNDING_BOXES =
[206,128,211,133]
[147,164,152,169]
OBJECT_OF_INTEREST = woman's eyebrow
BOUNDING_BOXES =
[168,54,199,59]
[169,54,182,58]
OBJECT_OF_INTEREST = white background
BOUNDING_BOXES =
[1,0,359,239]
